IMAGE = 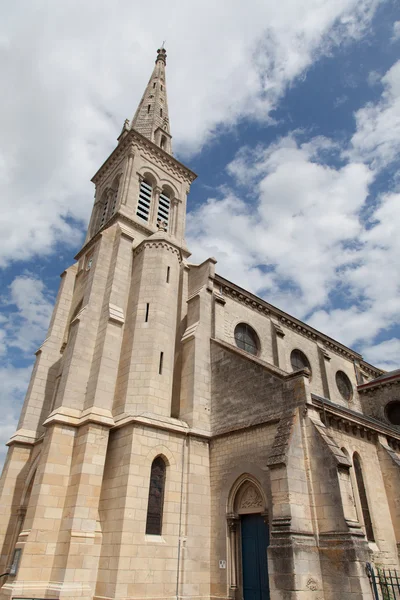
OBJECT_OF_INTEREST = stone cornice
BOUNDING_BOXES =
[311,394,400,442]
[112,413,210,439]
[91,129,197,186]
[358,373,400,393]
[7,429,39,447]
[215,274,383,377]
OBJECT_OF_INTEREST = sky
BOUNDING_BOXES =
[0,0,399,465]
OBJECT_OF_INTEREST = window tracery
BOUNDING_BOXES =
[234,323,259,356]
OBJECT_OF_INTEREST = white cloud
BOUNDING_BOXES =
[349,60,400,169]
[392,21,400,41]
[362,338,400,371]
[0,0,382,268]
[188,124,400,355]
[188,134,373,317]
[1,276,54,354]
[0,275,53,470]
[0,365,32,470]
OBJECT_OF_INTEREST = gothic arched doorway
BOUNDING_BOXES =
[227,476,270,600]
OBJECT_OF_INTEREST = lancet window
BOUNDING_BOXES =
[353,453,375,542]
[145,456,166,535]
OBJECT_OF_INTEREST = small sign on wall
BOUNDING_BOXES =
[219,560,226,569]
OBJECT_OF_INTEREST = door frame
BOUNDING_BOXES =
[227,475,269,599]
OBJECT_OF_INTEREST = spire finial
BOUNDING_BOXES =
[156,44,167,64]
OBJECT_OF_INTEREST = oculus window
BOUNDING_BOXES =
[336,371,353,401]
[385,401,400,426]
[234,323,259,356]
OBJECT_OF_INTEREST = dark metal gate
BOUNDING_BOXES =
[367,562,400,599]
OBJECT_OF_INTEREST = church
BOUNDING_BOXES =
[1,46,400,600]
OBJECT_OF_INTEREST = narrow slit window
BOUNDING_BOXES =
[153,82,156,88]
[160,108,163,117]
[136,179,152,222]
[145,457,166,535]
[159,352,164,375]
[145,303,149,322]
[161,85,163,91]
[157,190,170,228]
[166,266,170,283]
[147,104,151,113]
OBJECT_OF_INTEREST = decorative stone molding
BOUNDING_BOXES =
[181,322,199,344]
[6,429,38,447]
[92,129,196,186]
[117,223,135,240]
[306,578,319,591]
[359,377,400,394]
[273,323,285,338]
[43,406,114,429]
[319,346,331,361]
[108,304,125,325]
[213,291,226,305]
[238,484,263,510]
[132,239,181,263]
[311,394,400,443]
[221,285,270,315]
[271,516,292,532]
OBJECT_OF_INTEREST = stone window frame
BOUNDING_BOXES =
[145,455,167,536]
[336,370,353,402]
[385,400,400,426]
[233,322,261,357]
[290,348,312,378]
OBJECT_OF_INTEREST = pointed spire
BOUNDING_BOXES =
[131,46,172,154]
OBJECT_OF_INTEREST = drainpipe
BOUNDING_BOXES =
[176,432,188,600]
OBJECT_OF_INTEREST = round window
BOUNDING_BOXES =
[385,401,400,426]
[234,323,259,356]
[336,371,353,401]
[290,349,311,375]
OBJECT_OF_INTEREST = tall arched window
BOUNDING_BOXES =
[137,179,153,222]
[145,456,166,535]
[157,189,170,228]
[290,349,311,375]
[353,453,375,542]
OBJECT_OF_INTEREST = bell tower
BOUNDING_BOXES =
[0,48,211,600]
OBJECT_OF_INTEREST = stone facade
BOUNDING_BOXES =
[1,47,400,600]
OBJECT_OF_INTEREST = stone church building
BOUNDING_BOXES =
[1,47,400,600]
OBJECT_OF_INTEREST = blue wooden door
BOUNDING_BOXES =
[241,514,270,600]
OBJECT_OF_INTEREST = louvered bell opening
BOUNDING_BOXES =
[137,181,152,221]
[157,192,170,225]
[100,201,109,227]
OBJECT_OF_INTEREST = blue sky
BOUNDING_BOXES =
[0,0,399,464]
